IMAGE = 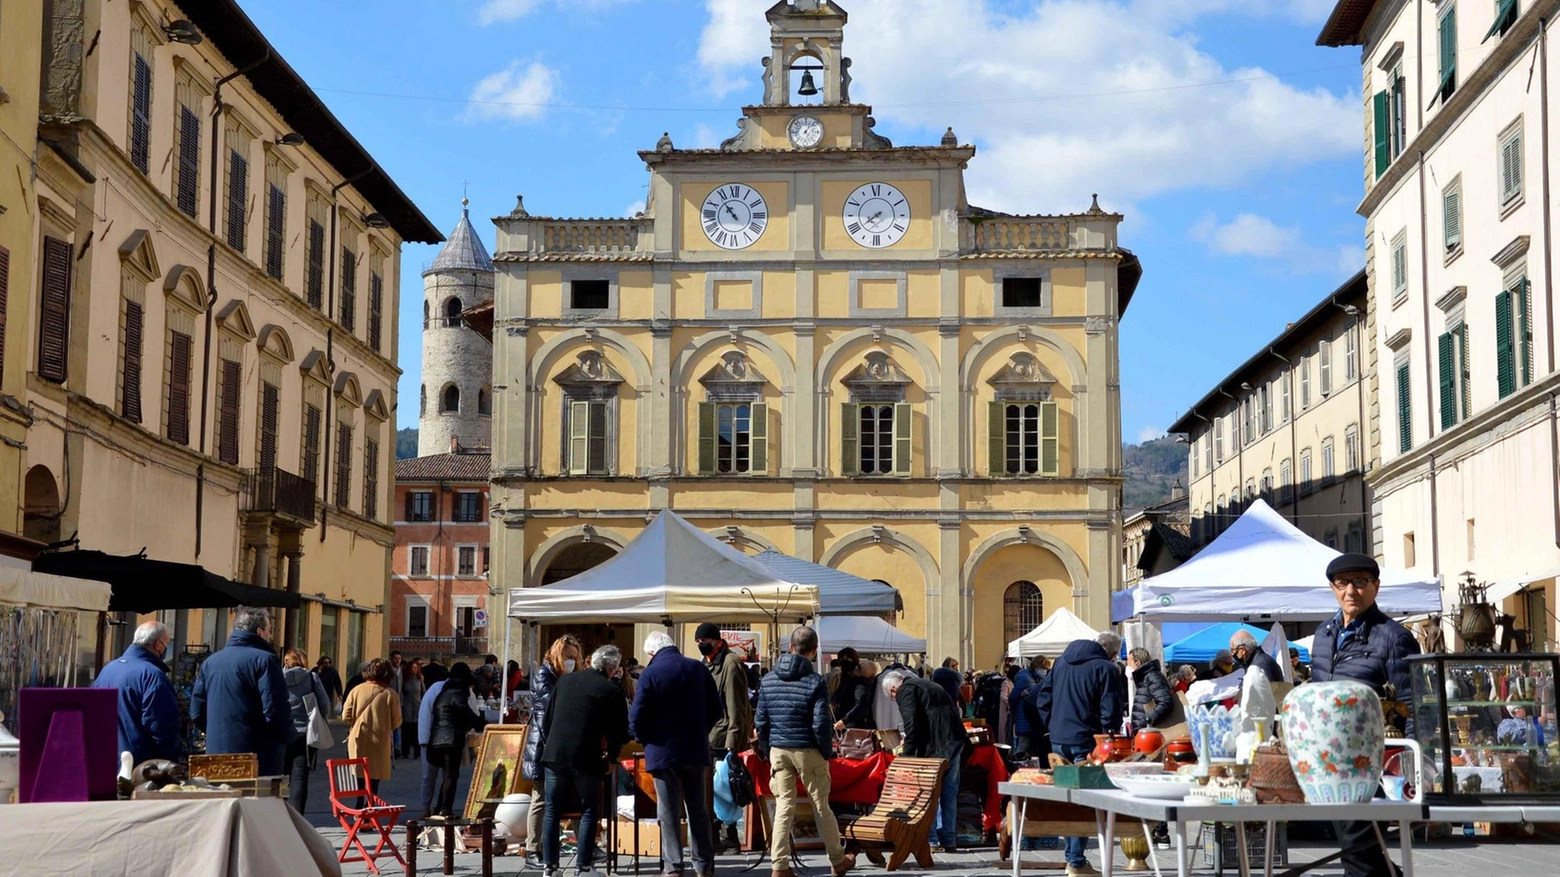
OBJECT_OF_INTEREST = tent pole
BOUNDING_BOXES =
[500,611,512,713]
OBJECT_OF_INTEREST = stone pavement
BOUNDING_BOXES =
[296,726,1559,875]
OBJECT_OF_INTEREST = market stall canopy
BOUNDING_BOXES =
[816,615,926,654]
[34,550,299,613]
[1162,622,1310,664]
[507,510,819,623]
[750,550,900,615]
[0,565,111,612]
[1113,499,1441,622]
[1007,607,1100,658]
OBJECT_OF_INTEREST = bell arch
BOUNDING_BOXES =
[525,525,633,588]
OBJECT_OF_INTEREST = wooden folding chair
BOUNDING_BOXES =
[326,758,406,875]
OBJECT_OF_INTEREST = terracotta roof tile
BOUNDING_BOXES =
[394,452,491,483]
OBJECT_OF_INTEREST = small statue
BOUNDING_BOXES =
[655,131,674,153]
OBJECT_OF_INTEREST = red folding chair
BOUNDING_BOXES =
[326,757,406,875]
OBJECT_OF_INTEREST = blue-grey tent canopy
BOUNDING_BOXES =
[1163,622,1311,664]
[750,549,901,616]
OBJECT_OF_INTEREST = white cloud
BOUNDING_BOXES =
[1191,212,1361,274]
[624,200,647,217]
[465,60,558,123]
[1137,425,1164,443]
[691,123,723,149]
[696,0,1357,211]
[477,0,637,25]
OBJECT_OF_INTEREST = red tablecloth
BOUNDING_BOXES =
[739,744,1009,830]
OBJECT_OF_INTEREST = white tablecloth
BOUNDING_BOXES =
[0,797,341,875]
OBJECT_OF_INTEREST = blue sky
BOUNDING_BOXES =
[238,0,1365,444]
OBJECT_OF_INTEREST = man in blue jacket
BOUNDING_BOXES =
[630,631,722,877]
[1035,632,1125,877]
[754,627,855,877]
[93,621,183,764]
[1007,656,1045,756]
[191,606,295,775]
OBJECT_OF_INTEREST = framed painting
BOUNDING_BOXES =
[463,724,529,821]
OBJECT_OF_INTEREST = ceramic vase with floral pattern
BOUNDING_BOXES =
[1280,680,1385,804]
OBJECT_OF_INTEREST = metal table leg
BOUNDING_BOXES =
[1010,797,1028,877]
[1100,809,1117,877]
[1171,820,1190,877]
[1264,820,1275,877]
[1398,819,1415,877]
[1235,820,1251,877]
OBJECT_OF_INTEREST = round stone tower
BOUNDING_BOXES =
[418,199,495,456]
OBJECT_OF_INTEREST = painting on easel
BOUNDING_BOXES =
[463,725,529,820]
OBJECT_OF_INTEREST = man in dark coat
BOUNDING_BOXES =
[1035,633,1125,876]
[754,626,855,877]
[93,621,183,764]
[630,631,721,877]
[314,655,344,711]
[1229,630,1285,683]
[696,621,752,851]
[889,672,969,853]
[1126,647,1174,733]
[190,607,294,775]
[541,645,630,877]
[931,657,963,710]
[1310,553,1420,877]
[1007,656,1045,755]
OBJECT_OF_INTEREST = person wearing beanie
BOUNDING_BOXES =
[1311,552,1419,877]
[695,621,752,853]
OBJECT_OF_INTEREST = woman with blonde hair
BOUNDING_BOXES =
[521,635,582,869]
[282,648,331,813]
[342,657,403,796]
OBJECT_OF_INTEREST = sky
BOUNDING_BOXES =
[237,0,1366,445]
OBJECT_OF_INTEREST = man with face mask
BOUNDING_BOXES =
[94,621,185,764]
[695,621,753,853]
[1229,631,1284,683]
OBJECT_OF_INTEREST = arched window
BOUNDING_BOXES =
[444,297,463,327]
[478,386,492,416]
[422,300,429,326]
[441,385,460,413]
[1003,580,1044,645]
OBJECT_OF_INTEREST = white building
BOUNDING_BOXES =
[1319,0,1555,649]
[418,201,494,456]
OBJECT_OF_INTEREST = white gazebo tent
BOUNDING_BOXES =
[815,615,926,655]
[1007,607,1100,658]
[1118,499,1441,623]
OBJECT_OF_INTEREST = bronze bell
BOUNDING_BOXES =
[797,70,819,96]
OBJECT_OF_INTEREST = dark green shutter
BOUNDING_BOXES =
[1519,278,1533,386]
[1438,332,1456,429]
[1496,291,1516,398]
[840,403,858,476]
[892,401,912,476]
[1485,0,1518,42]
[988,400,1006,475]
[748,402,767,474]
[1373,91,1391,177]
[1397,362,1412,453]
[1440,7,1457,95]
[698,402,716,474]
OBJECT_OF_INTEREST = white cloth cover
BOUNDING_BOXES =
[815,615,926,654]
[0,565,111,611]
[1123,499,1441,621]
[507,510,819,623]
[0,797,341,875]
[1006,607,1101,658]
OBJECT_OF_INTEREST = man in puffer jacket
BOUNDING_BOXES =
[1126,648,1173,733]
[1007,656,1045,756]
[1035,633,1125,877]
[754,627,855,877]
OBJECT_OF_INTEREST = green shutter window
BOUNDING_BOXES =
[1373,90,1391,177]
[1519,278,1533,386]
[1437,7,1458,103]
[1438,332,1457,429]
[568,400,589,474]
[697,402,716,474]
[1040,401,1060,476]
[1496,290,1516,398]
[840,402,858,476]
[1443,187,1461,251]
[1458,325,1470,420]
[1397,362,1413,453]
[749,402,768,474]
[1501,131,1523,203]
[988,400,1006,475]
[892,401,912,476]
[1485,0,1519,42]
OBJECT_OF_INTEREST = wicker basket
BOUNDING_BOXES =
[1248,741,1305,804]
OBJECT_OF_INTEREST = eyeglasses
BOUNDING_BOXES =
[1330,577,1378,591]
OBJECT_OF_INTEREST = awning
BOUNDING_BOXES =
[0,565,111,612]
[1485,567,1560,605]
[34,550,299,613]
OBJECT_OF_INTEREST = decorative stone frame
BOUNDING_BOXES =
[554,351,624,476]
[991,265,1053,318]
[560,266,620,320]
[847,270,907,319]
[704,270,764,320]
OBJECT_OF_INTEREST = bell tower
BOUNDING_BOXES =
[762,0,849,106]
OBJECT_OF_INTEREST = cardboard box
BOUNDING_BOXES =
[611,815,687,858]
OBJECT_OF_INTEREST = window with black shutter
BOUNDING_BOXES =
[120,301,144,423]
[335,423,352,509]
[306,220,325,310]
[227,149,248,251]
[37,237,71,384]
[363,439,379,520]
[218,359,241,464]
[0,246,9,388]
[339,248,356,332]
[407,491,433,522]
[167,332,192,444]
[130,53,152,173]
[259,382,279,472]
[302,403,322,487]
[368,272,383,352]
[265,184,285,281]
[176,105,200,219]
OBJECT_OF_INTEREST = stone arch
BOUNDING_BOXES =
[478,385,492,416]
[256,325,295,363]
[705,526,779,555]
[820,526,939,594]
[527,328,653,475]
[963,527,1089,614]
[672,331,797,473]
[444,296,463,324]
[815,328,942,475]
[440,383,460,414]
[959,327,1089,475]
[526,524,633,588]
[23,465,61,544]
[163,264,207,310]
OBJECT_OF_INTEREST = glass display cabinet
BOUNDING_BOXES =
[1407,653,1560,803]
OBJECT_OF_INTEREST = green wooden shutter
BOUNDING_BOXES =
[1039,401,1060,476]
[1496,290,1516,398]
[1373,91,1391,177]
[1439,7,1457,94]
[568,400,589,474]
[1519,278,1533,386]
[697,402,716,474]
[1443,187,1461,251]
[1397,362,1412,453]
[892,401,912,476]
[988,400,1006,476]
[840,403,858,476]
[748,402,767,474]
[1438,332,1457,429]
[1485,0,1518,42]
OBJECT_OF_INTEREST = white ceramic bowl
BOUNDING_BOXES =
[1110,774,1203,800]
[1102,762,1166,780]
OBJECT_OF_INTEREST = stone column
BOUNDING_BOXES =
[279,530,304,650]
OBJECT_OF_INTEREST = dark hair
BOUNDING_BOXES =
[484,654,499,664]
[448,662,474,686]
[507,660,520,673]
[422,662,449,686]
[389,650,403,659]
[837,648,859,665]
[364,658,394,685]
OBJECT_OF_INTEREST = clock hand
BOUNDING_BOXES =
[724,204,740,222]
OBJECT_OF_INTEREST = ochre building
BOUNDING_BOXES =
[489,0,1139,668]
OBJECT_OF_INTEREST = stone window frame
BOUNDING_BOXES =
[560,266,620,319]
[991,265,1053,318]
[1390,229,1410,309]
[846,270,907,319]
[456,544,480,577]
[1499,116,1524,216]
[704,270,764,320]
[163,271,205,444]
[404,595,431,636]
[408,544,431,577]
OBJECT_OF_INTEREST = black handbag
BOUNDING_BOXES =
[725,752,756,808]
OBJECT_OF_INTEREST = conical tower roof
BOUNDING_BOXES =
[423,200,493,276]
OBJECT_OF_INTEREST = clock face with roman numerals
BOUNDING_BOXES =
[843,182,910,249]
[700,183,768,250]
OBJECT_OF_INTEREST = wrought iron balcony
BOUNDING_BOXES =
[389,636,455,660]
[241,466,317,525]
[456,635,488,656]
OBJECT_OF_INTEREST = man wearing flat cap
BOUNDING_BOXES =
[1310,553,1420,877]
[696,621,753,852]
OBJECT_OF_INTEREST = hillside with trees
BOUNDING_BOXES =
[1123,435,1188,511]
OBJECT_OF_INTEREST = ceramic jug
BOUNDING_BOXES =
[1280,680,1385,804]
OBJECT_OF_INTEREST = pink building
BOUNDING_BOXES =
[391,450,491,659]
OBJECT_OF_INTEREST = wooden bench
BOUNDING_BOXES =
[838,756,948,872]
